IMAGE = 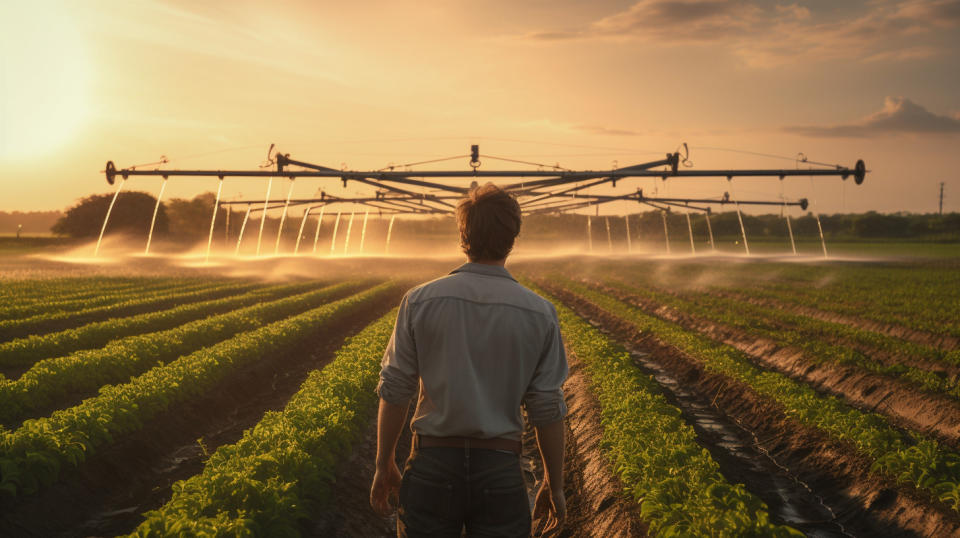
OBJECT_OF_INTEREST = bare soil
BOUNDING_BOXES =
[0,290,399,538]
[546,281,960,538]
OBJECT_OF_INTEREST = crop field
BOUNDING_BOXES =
[1,254,959,537]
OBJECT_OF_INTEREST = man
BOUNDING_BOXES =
[370,183,568,537]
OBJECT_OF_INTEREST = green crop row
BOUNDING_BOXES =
[0,282,397,501]
[0,281,364,427]
[581,260,960,340]
[734,281,960,341]
[0,278,212,321]
[0,281,317,369]
[0,280,261,342]
[526,281,801,537]
[551,278,960,511]
[0,277,184,305]
[130,310,398,537]
[596,276,960,396]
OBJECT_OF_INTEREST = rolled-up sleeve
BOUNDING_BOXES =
[377,292,420,406]
[522,307,568,426]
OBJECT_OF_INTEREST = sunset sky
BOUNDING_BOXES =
[1,0,958,215]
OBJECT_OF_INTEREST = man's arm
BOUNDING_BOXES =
[371,294,418,516]
[370,398,409,516]
[376,398,409,469]
[534,419,564,494]
[525,308,568,534]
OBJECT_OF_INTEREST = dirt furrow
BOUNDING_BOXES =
[548,283,960,538]
[0,294,397,538]
[592,282,960,450]
[551,356,646,537]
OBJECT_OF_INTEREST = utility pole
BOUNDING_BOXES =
[940,182,945,216]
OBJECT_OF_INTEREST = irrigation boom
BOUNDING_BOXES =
[104,145,865,215]
[98,144,866,259]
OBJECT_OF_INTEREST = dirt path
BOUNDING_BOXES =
[548,283,960,538]
[0,292,399,538]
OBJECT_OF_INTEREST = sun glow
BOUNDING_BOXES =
[0,2,91,160]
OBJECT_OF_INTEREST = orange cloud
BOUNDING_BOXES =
[784,97,960,137]
[524,0,960,67]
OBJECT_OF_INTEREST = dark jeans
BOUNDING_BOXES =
[397,446,531,537]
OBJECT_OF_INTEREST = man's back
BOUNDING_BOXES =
[383,263,565,441]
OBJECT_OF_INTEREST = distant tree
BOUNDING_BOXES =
[52,192,167,238]
[165,192,218,239]
[852,211,910,238]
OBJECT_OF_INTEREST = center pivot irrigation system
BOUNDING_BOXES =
[100,144,866,260]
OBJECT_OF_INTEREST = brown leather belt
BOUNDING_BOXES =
[415,434,522,455]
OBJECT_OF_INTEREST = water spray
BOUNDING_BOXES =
[329,212,341,254]
[235,204,252,256]
[587,215,593,252]
[205,178,224,263]
[145,178,168,255]
[256,177,273,257]
[385,214,396,254]
[95,177,126,256]
[661,210,671,254]
[294,206,311,255]
[313,207,325,254]
[343,212,355,255]
[359,211,370,253]
[624,214,632,253]
[727,178,750,256]
[705,213,716,252]
[605,217,613,253]
[274,178,296,255]
[784,203,798,256]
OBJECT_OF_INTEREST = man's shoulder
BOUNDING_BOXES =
[406,272,556,319]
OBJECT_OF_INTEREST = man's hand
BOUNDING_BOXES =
[370,460,402,517]
[532,481,565,536]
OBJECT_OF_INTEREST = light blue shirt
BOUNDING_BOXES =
[377,262,568,441]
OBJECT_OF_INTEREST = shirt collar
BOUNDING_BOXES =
[450,262,517,282]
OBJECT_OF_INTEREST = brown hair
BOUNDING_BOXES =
[456,183,521,261]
